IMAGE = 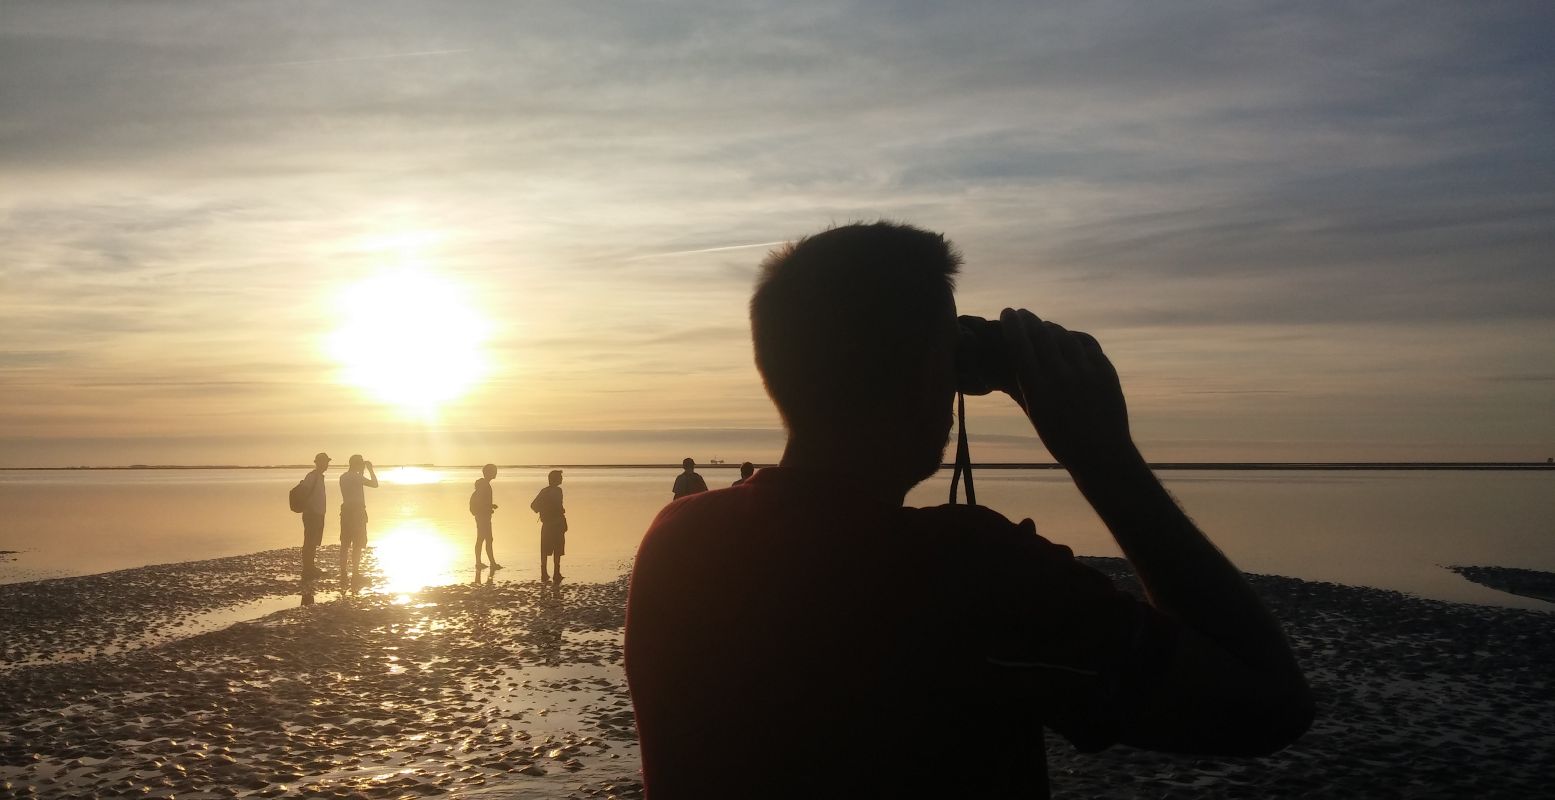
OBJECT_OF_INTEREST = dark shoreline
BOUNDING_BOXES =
[1449,565,1555,604]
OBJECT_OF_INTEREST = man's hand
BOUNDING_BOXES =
[998,308,1136,470]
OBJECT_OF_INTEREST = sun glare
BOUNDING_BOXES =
[371,522,459,599]
[328,269,492,416]
[377,466,445,485]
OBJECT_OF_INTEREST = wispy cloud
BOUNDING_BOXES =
[1,0,1552,464]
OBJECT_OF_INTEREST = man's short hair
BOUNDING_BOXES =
[548,469,563,485]
[751,222,960,434]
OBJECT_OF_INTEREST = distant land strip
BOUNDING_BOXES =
[5,462,1553,472]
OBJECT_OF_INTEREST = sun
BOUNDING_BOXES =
[327,269,492,416]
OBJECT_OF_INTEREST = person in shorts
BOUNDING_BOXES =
[472,463,500,570]
[338,454,378,593]
[530,469,567,582]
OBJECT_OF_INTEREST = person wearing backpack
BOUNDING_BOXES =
[291,452,330,602]
[530,469,567,582]
[470,464,500,570]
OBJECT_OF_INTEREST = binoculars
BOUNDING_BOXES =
[955,315,1012,397]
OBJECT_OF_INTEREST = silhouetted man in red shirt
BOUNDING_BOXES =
[626,222,1312,798]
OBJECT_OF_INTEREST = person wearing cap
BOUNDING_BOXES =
[338,454,379,593]
[299,452,330,601]
[671,457,708,500]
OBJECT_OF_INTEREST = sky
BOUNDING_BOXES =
[2,0,1553,467]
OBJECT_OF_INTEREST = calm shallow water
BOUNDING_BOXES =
[1,466,1551,608]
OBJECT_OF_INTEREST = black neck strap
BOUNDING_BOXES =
[949,391,976,506]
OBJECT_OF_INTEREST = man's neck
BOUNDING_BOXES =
[779,435,918,506]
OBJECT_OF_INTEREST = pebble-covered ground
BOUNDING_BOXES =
[0,549,640,799]
[1048,558,1555,800]
[1,550,1552,798]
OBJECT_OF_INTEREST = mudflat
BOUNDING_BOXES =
[1,550,1551,798]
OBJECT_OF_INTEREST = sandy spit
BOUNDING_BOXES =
[1448,565,1555,604]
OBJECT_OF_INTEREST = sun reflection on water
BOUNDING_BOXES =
[371,521,458,598]
[377,466,445,485]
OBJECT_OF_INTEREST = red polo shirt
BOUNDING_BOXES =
[626,467,1177,798]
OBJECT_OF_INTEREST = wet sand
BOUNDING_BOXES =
[1,550,1552,798]
[0,549,640,799]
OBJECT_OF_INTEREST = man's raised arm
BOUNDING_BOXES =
[999,308,1313,755]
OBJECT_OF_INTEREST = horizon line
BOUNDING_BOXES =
[3,461,1553,472]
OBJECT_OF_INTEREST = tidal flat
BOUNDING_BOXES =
[1,549,1552,798]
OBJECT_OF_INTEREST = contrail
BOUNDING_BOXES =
[629,241,788,261]
[241,49,470,69]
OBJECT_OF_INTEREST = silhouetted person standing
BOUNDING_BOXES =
[732,461,755,486]
[626,223,1312,798]
[671,457,708,499]
[472,464,500,569]
[530,469,567,582]
[338,455,378,593]
[297,452,330,601]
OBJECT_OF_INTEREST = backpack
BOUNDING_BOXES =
[470,479,491,516]
[288,475,314,513]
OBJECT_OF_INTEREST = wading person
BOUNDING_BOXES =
[626,222,1313,797]
[530,469,567,582]
[471,463,501,570]
[671,457,707,499]
[338,455,378,593]
[293,452,330,602]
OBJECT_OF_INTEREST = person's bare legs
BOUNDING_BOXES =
[485,537,500,569]
[338,545,349,594]
[552,553,562,581]
[540,548,549,582]
[475,534,485,569]
[302,543,317,588]
[350,542,365,593]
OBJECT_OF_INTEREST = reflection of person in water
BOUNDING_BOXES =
[732,461,756,487]
[338,455,378,593]
[625,222,1313,797]
[530,469,567,582]
[472,463,500,570]
[672,457,708,499]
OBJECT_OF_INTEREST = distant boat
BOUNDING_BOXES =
[709,458,725,465]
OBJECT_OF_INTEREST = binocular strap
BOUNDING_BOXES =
[949,391,976,506]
